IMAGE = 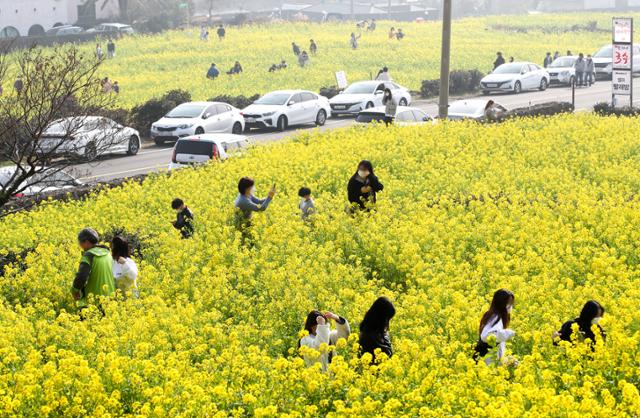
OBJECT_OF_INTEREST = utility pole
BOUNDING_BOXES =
[438,0,452,119]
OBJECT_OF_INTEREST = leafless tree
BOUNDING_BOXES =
[0,44,123,211]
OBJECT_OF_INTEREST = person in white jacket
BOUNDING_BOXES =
[299,310,350,371]
[474,289,516,365]
[111,236,139,298]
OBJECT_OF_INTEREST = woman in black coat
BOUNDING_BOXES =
[359,296,396,361]
[347,160,384,210]
[554,300,606,347]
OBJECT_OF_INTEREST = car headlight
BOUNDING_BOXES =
[262,112,276,117]
[150,125,158,130]
[178,124,194,129]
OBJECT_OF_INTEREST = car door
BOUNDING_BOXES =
[412,110,432,123]
[106,119,128,152]
[95,118,119,154]
[394,110,416,125]
[301,92,320,122]
[373,83,386,106]
[215,104,233,132]
[286,93,306,125]
[202,104,222,132]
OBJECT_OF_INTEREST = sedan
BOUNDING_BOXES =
[592,44,640,79]
[329,81,412,116]
[151,102,245,145]
[447,99,508,121]
[40,117,141,159]
[242,90,331,131]
[547,56,577,86]
[356,106,434,126]
[0,166,81,197]
[480,62,549,94]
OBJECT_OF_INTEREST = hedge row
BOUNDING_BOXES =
[593,102,640,117]
[420,69,485,98]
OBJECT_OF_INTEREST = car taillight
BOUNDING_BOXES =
[171,146,177,163]
[14,193,25,198]
[211,144,219,160]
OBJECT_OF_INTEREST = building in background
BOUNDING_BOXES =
[0,0,120,38]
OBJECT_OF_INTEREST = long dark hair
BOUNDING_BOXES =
[304,310,323,334]
[356,160,374,176]
[360,296,395,334]
[383,88,392,102]
[111,236,130,259]
[479,289,514,334]
[577,300,604,332]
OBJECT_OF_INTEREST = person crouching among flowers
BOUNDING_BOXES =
[298,310,350,371]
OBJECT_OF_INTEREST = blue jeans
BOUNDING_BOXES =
[575,71,584,86]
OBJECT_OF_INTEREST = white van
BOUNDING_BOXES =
[168,134,249,170]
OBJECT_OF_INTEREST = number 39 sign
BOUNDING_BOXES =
[614,44,632,70]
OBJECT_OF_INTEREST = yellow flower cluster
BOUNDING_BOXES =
[2,114,640,416]
[86,13,623,108]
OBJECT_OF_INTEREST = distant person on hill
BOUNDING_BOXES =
[111,236,139,299]
[359,296,395,362]
[347,160,384,210]
[102,77,112,93]
[473,289,516,365]
[298,187,316,220]
[585,54,595,86]
[566,50,572,56]
[171,198,194,239]
[234,177,276,224]
[376,66,391,81]
[382,88,396,126]
[96,43,103,60]
[200,25,207,40]
[71,228,116,309]
[13,77,23,96]
[396,28,405,40]
[350,32,361,50]
[107,39,116,59]
[299,310,350,371]
[543,52,553,68]
[112,81,120,94]
[309,39,317,55]
[553,301,606,348]
[298,51,310,67]
[278,59,287,69]
[493,52,505,70]
[217,24,226,40]
[207,63,220,79]
[574,53,586,87]
[292,42,301,56]
[227,61,243,75]
[368,19,377,31]
[388,27,396,39]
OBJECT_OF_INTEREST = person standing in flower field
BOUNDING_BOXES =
[359,296,395,362]
[292,42,301,56]
[71,228,116,309]
[474,289,516,365]
[111,236,139,299]
[347,160,384,210]
[309,39,317,55]
[171,198,194,239]
[553,300,606,348]
[96,43,103,60]
[350,32,361,50]
[298,187,316,220]
[107,39,116,59]
[299,310,350,371]
[234,177,276,225]
[217,24,226,40]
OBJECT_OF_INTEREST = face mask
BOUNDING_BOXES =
[507,305,513,314]
[358,170,369,178]
[592,317,602,325]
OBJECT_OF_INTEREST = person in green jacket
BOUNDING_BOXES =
[71,228,116,308]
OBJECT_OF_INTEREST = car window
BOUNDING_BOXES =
[204,105,219,117]
[530,64,540,71]
[412,110,430,121]
[396,111,416,122]
[375,84,385,92]
[223,140,248,153]
[385,82,398,90]
[289,94,303,104]
[302,92,317,102]
[355,112,385,123]
[215,104,230,114]
[175,140,217,157]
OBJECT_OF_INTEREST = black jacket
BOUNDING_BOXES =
[359,330,393,360]
[174,207,194,238]
[347,174,384,209]
[556,319,606,345]
[493,56,505,69]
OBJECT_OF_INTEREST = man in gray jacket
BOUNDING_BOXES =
[234,177,276,227]
[574,53,587,87]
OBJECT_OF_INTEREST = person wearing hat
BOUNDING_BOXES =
[71,228,116,309]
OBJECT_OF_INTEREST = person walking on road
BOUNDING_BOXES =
[574,53,587,87]
[585,54,595,86]
[71,228,116,309]
[347,160,384,210]
[493,52,505,70]
[543,52,553,68]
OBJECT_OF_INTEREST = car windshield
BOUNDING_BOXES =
[356,112,385,123]
[46,118,98,133]
[493,63,524,74]
[254,93,291,105]
[594,45,612,58]
[166,104,205,118]
[344,83,376,94]
[549,57,576,67]
[176,140,216,156]
[449,102,484,116]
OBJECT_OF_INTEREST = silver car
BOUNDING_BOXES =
[480,62,550,94]
[592,44,640,80]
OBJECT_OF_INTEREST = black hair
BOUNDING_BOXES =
[304,310,324,334]
[578,300,604,328]
[111,236,130,259]
[357,160,374,175]
[360,296,396,334]
[298,187,311,198]
[171,198,184,210]
[238,177,255,194]
[382,66,388,71]
[479,289,514,334]
[77,228,99,244]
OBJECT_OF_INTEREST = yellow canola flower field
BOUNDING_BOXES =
[3,114,640,416]
[93,13,626,108]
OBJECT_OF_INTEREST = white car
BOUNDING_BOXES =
[593,44,640,79]
[0,166,81,197]
[151,102,245,145]
[86,23,135,35]
[242,90,331,132]
[169,134,250,170]
[355,106,434,126]
[447,99,508,121]
[329,81,412,116]
[480,62,550,94]
[547,56,578,86]
[40,116,141,159]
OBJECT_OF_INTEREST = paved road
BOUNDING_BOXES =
[75,81,637,182]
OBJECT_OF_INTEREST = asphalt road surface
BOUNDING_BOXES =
[74,81,637,183]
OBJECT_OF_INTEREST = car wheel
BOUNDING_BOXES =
[539,78,548,91]
[154,138,164,145]
[315,109,327,126]
[84,142,97,160]
[513,81,522,94]
[195,127,205,135]
[126,135,140,155]
[276,115,288,132]
[365,102,374,109]
[232,122,243,134]
[398,98,408,106]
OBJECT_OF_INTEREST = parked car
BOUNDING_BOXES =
[547,56,578,86]
[151,102,245,145]
[86,23,135,35]
[0,166,81,197]
[480,62,550,94]
[355,106,434,125]
[46,25,84,36]
[168,134,250,170]
[39,117,141,159]
[592,44,640,79]
[242,90,331,131]
[329,80,412,116]
[447,99,508,121]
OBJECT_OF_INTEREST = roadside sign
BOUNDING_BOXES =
[335,71,348,89]
[612,17,633,109]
